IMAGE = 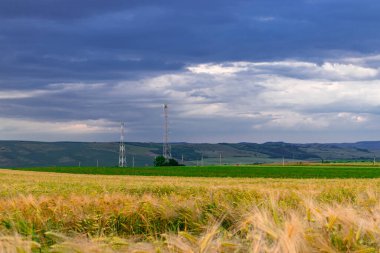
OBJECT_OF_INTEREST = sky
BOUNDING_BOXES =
[1,0,380,143]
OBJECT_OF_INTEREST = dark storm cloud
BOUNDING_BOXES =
[0,0,153,20]
[1,0,380,142]
[1,0,380,88]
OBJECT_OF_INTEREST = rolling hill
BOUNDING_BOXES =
[0,140,380,167]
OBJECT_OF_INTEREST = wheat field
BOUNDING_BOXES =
[1,169,380,252]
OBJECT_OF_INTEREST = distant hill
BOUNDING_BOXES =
[332,141,380,151]
[0,141,379,167]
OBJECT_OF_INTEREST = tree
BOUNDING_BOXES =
[153,156,181,166]
[167,158,179,166]
[154,155,166,167]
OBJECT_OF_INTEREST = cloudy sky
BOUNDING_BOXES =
[1,0,380,143]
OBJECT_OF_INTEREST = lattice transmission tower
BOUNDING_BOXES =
[163,104,171,159]
[118,122,127,167]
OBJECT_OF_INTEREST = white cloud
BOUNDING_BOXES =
[187,63,247,75]
[0,83,107,100]
[0,118,119,141]
[337,112,368,123]
[342,54,380,65]
[2,56,380,142]
[321,62,378,79]
[253,111,330,130]
[0,90,48,99]
[187,60,379,80]
[150,58,380,136]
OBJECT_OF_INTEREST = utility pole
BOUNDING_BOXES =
[132,156,135,168]
[181,154,184,164]
[219,152,222,166]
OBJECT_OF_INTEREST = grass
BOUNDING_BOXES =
[2,168,380,252]
[7,163,380,178]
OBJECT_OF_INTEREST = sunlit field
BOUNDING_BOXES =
[2,168,380,252]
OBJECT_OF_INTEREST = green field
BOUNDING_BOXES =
[8,164,380,178]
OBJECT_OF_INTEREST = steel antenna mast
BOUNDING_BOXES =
[163,104,171,159]
[118,122,127,167]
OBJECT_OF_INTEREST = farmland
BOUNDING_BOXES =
[2,167,380,252]
[8,163,380,178]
